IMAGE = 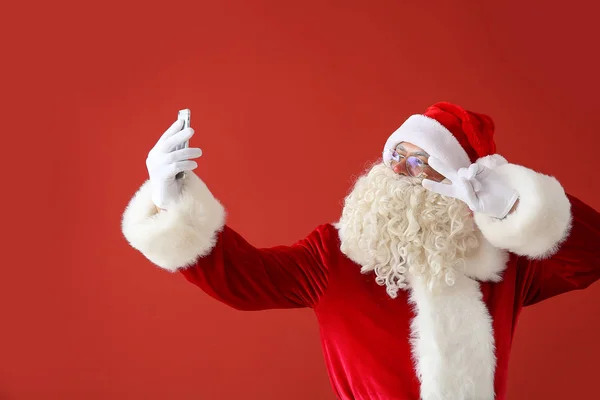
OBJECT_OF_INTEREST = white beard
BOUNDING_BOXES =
[337,163,480,298]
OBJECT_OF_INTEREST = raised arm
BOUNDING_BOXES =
[121,119,331,310]
[473,162,600,306]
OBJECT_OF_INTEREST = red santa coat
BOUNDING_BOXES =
[122,162,600,400]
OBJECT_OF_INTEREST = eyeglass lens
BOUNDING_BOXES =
[405,156,426,177]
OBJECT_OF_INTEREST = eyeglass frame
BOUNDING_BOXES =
[387,146,432,178]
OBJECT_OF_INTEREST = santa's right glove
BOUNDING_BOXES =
[422,156,519,219]
[145,119,203,210]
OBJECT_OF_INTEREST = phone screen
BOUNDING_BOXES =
[176,109,191,150]
[175,109,191,179]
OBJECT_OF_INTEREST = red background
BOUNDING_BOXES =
[2,0,599,399]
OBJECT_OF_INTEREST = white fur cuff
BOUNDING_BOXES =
[121,173,226,272]
[474,163,572,259]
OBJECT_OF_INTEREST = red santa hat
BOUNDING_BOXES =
[382,102,497,170]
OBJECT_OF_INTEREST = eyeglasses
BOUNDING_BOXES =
[388,149,430,178]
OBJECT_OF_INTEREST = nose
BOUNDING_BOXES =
[392,160,407,175]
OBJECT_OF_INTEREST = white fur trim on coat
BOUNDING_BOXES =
[474,163,572,259]
[383,114,472,171]
[408,235,507,400]
[463,230,510,283]
[121,172,226,272]
[408,274,496,400]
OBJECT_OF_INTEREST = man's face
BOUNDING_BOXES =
[388,142,445,182]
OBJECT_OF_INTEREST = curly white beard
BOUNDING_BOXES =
[337,163,480,298]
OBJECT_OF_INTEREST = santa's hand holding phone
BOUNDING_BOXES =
[145,119,202,210]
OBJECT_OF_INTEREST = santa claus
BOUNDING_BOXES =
[121,102,600,400]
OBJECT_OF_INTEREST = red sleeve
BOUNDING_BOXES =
[518,194,600,307]
[179,224,333,311]
[120,172,332,310]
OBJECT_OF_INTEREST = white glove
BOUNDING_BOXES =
[145,119,203,210]
[422,156,519,219]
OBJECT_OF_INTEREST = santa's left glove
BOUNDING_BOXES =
[421,156,519,219]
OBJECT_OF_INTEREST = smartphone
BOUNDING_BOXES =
[175,108,191,179]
